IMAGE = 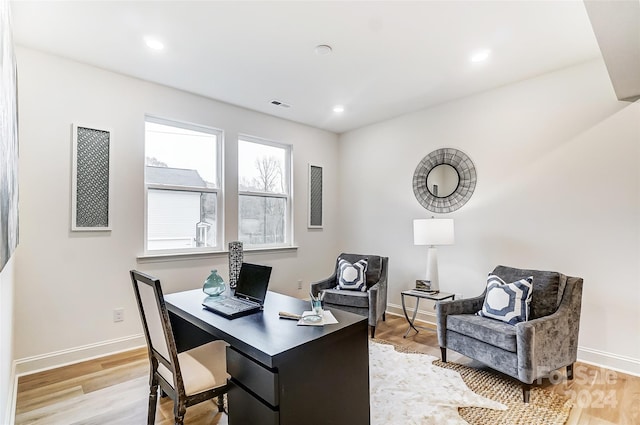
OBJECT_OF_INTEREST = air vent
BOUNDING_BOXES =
[270,100,291,108]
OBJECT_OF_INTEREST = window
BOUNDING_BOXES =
[238,136,292,247]
[145,117,223,253]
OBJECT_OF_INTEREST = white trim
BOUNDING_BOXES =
[143,115,224,255]
[387,301,438,325]
[137,245,298,262]
[237,134,294,247]
[577,346,640,377]
[70,123,113,232]
[14,334,145,377]
[4,360,16,425]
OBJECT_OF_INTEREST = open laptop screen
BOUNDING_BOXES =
[234,263,272,304]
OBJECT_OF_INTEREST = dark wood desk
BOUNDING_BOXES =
[165,289,370,425]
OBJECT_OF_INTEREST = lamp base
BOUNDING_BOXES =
[426,246,440,292]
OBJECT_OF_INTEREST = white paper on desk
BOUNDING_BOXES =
[297,310,338,326]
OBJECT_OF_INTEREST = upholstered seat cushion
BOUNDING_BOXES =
[158,340,230,396]
[322,288,369,308]
[447,314,517,352]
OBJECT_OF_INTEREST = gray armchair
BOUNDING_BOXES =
[311,253,388,338]
[436,265,583,403]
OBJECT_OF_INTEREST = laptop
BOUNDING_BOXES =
[202,263,272,319]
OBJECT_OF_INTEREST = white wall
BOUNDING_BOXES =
[338,59,640,374]
[0,256,15,424]
[14,47,340,368]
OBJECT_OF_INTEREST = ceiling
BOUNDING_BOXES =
[10,1,603,134]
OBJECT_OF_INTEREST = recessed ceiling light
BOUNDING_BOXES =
[333,105,345,113]
[144,37,165,51]
[315,44,333,56]
[470,49,491,63]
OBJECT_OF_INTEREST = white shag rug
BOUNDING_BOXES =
[369,341,506,425]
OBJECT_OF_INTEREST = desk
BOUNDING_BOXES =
[165,289,370,425]
[401,290,455,338]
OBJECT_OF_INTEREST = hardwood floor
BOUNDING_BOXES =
[14,315,640,424]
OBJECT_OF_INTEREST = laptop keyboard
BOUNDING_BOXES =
[217,297,255,311]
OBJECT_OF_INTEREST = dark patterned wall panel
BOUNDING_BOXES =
[75,127,110,228]
[309,165,323,227]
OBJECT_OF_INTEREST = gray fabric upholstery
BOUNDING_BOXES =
[322,288,369,308]
[310,253,388,335]
[436,266,583,392]
[492,265,561,319]
[447,314,517,352]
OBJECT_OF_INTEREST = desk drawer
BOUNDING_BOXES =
[228,380,279,425]
[226,346,279,406]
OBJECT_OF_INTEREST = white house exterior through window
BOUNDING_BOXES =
[144,117,223,253]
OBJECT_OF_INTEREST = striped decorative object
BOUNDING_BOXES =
[337,258,368,291]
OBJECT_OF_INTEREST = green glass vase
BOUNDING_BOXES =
[203,269,226,296]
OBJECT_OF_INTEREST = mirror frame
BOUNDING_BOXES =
[412,148,477,213]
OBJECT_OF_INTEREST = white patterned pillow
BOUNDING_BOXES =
[478,274,533,325]
[337,259,368,291]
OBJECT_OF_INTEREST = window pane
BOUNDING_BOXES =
[238,140,286,194]
[147,189,216,250]
[239,195,285,245]
[145,121,218,188]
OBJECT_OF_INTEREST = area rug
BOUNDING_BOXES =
[370,341,505,424]
[369,340,572,425]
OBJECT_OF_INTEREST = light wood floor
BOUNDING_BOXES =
[14,315,640,425]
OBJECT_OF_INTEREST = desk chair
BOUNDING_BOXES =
[130,270,230,425]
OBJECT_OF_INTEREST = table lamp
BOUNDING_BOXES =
[413,218,455,292]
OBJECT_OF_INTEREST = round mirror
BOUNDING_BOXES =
[412,148,477,213]
[426,164,459,198]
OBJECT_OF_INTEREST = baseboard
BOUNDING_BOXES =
[386,303,640,377]
[14,334,146,377]
[578,346,640,377]
[386,302,437,326]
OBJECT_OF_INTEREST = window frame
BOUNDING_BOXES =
[144,115,224,255]
[237,134,293,248]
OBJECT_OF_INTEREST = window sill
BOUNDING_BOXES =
[137,245,298,263]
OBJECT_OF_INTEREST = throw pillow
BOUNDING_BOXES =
[337,259,368,291]
[478,274,533,325]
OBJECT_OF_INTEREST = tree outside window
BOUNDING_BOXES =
[238,137,291,247]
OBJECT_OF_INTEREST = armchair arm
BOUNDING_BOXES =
[310,274,337,297]
[367,258,388,324]
[515,277,583,383]
[435,291,486,347]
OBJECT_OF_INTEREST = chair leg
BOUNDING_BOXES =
[440,347,447,363]
[567,363,574,380]
[382,312,386,321]
[147,382,158,425]
[522,383,531,403]
[217,394,225,414]
[370,326,376,338]
[174,401,186,425]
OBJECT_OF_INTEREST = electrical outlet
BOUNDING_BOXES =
[113,308,124,323]
[297,280,302,290]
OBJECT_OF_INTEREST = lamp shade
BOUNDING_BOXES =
[413,218,454,246]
